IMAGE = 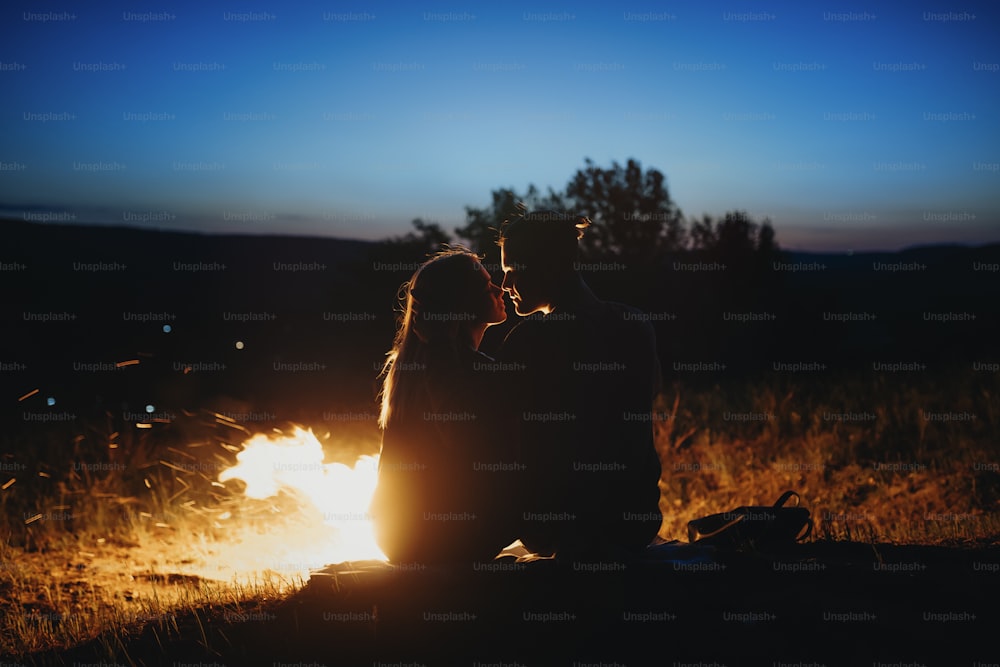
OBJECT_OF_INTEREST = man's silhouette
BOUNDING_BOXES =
[497,211,663,560]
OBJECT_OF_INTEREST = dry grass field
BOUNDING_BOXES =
[2,367,997,663]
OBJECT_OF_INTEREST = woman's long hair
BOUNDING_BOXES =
[377,247,486,429]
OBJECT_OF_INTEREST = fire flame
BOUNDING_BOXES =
[212,426,386,580]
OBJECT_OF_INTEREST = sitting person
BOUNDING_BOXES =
[369,248,519,564]
[497,211,664,560]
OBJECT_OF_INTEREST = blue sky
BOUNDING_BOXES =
[2,0,998,251]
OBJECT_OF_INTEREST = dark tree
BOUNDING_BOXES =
[564,158,685,263]
[685,210,783,333]
[688,210,779,268]
[385,218,452,252]
[455,185,563,271]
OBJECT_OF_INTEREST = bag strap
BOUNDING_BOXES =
[774,490,800,508]
[691,513,745,542]
[797,517,814,541]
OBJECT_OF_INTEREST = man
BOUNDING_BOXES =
[497,210,663,561]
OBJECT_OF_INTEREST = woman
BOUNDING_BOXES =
[370,247,517,564]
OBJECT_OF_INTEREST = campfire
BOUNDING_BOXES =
[198,426,387,582]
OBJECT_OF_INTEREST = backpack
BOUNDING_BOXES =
[687,490,813,550]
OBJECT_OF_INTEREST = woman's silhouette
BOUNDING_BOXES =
[370,248,516,564]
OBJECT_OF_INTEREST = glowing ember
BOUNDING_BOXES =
[215,426,386,578]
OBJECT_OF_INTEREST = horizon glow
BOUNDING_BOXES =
[1,0,998,252]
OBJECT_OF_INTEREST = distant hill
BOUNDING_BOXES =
[2,220,998,433]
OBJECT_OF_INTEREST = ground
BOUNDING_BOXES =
[12,540,1000,666]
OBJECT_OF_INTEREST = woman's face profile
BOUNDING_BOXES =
[475,264,508,325]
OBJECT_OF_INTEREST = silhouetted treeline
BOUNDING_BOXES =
[377,157,998,387]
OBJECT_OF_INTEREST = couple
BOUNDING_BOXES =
[369,211,663,565]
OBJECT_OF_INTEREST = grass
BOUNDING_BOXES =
[0,412,321,659]
[0,535,297,658]
[1,366,998,659]
[653,366,1000,545]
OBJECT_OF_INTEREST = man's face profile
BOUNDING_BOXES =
[500,245,551,317]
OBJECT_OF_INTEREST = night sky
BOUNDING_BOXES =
[2,0,998,250]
